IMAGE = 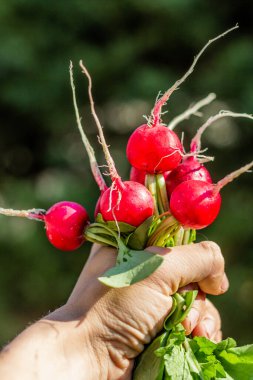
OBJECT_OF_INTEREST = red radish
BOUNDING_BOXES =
[79,62,155,226]
[94,195,102,218]
[45,201,89,251]
[126,124,183,173]
[165,156,212,196]
[126,26,238,174]
[170,161,253,229]
[0,201,90,251]
[100,180,154,226]
[170,180,220,229]
[166,111,253,196]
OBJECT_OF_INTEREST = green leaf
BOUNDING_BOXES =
[98,249,163,287]
[127,216,154,250]
[184,346,203,377]
[95,213,104,223]
[155,325,186,358]
[189,229,196,244]
[192,336,217,356]
[215,338,237,353]
[217,344,253,380]
[164,345,193,379]
[189,337,227,379]
[133,334,165,380]
[107,220,136,233]
[200,360,219,378]
[95,213,136,233]
[164,290,198,330]
[188,336,253,379]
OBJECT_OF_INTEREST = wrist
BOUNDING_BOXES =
[0,305,100,380]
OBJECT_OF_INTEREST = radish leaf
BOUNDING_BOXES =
[217,344,253,380]
[98,249,163,287]
[133,334,165,380]
[95,213,136,233]
[164,290,198,331]
[127,216,153,250]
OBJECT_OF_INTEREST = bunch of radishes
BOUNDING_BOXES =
[1,24,253,380]
[0,24,252,268]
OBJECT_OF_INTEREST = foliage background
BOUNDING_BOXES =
[0,0,252,347]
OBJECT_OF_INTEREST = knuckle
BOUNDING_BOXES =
[199,241,224,270]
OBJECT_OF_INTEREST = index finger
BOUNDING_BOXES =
[145,241,229,296]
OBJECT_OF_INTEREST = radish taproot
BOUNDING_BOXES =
[79,61,155,226]
[170,161,253,229]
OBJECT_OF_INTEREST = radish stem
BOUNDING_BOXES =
[174,227,184,245]
[168,93,216,130]
[182,229,191,245]
[146,174,159,216]
[156,174,169,212]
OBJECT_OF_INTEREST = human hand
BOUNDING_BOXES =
[65,242,228,379]
[0,242,228,380]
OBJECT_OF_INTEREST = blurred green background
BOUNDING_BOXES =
[0,0,253,347]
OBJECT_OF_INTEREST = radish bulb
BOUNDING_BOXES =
[170,161,253,229]
[166,111,253,195]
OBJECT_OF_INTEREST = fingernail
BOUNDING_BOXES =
[220,274,229,293]
[203,318,216,339]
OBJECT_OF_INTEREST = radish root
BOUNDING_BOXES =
[69,62,108,192]
[216,160,253,192]
[151,24,239,126]
[79,60,121,185]
[0,208,45,221]
[191,111,253,152]
[168,93,216,130]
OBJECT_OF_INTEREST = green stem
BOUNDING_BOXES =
[85,222,125,248]
[85,231,118,247]
[146,174,159,216]
[182,229,190,245]
[156,174,169,212]
[174,226,184,245]
[183,339,204,378]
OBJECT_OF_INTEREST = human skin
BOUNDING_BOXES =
[0,242,228,380]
